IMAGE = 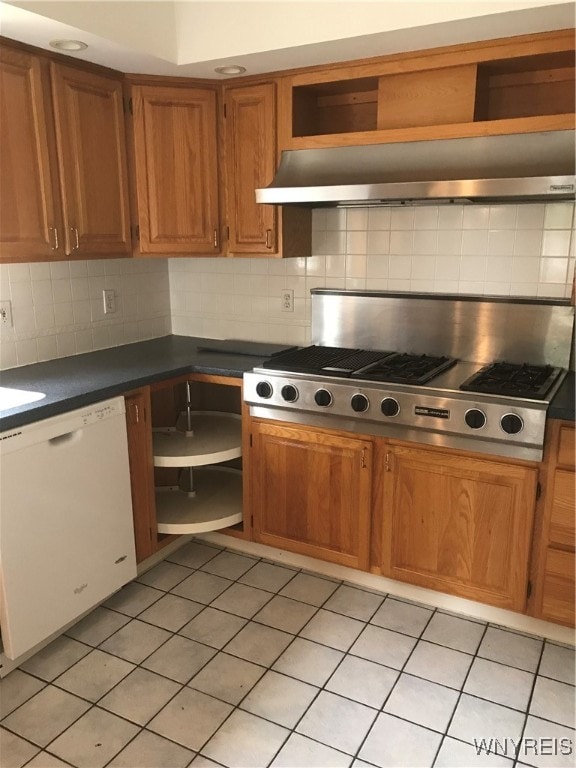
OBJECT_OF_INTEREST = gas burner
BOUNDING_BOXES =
[460,362,562,400]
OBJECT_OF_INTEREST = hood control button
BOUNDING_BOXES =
[465,409,486,429]
[381,397,400,417]
[351,394,369,413]
[314,389,333,407]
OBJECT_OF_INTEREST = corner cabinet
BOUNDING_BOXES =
[249,420,372,569]
[378,443,538,611]
[129,84,222,255]
[0,45,131,262]
[125,375,248,564]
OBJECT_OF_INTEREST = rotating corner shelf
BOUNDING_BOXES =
[153,409,243,534]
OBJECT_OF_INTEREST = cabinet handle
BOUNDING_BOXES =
[49,227,59,251]
[213,229,219,249]
[361,447,367,469]
[265,229,273,249]
[385,451,391,472]
[71,227,80,250]
[130,403,139,423]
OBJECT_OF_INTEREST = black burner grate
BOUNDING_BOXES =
[262,345,361,373]
[460,362,561,399]
[352,353,457,384]
[321,349,394,376]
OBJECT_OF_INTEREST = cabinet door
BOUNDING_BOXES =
[381,445,537,611]
[251,421,372,569]
[50,63,131,257]
[125,389,156,562]
[131,85,221,255]
[0,47,63,262]
[225,83,277,254]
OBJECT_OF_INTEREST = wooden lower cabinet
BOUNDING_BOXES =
[529,420,575,627]
[379,443,538,611]
[250,420,372,569]
[124,387,157,562]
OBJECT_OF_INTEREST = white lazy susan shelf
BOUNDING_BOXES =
[156,467,243,534]
[153,410,243,534]
[153,411,242,467]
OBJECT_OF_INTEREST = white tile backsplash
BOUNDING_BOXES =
[0,258,171,369]
[1,203,574,368]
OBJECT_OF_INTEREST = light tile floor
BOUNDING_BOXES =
[2,540,575,768]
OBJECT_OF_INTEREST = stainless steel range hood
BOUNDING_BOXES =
[256,130,576,206]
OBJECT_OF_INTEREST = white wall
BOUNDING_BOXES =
[0,258,171,369]
[174,0,571,63]
[169,202,576,346]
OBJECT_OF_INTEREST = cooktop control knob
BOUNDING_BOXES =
[381,397,400,417]
[351,394,369,413]
[465,409,486,430]
[255,381,273,399]
[314,389,333,407]
[500,413,524,435]
[281,384,298,403]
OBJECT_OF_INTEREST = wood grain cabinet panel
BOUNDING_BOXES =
[0,47,63,261]
[124,388,156,563]
[381,445,537,611]
[131,85,221,255]
[541,549,575,626]
[549,469,576,549]
[224,83,277,254]
[529,420,575,627]
[250,421,372,569]
[50,63,131,256]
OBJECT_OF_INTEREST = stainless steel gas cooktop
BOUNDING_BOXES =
[243,291,574,462]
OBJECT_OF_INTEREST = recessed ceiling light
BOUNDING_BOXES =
[214,65,246,75]
[49,40,88,52]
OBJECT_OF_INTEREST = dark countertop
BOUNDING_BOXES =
[1,335,574,431]
[548,370,575,422]
[0,335,273,430]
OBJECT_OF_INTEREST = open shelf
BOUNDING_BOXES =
[288,39,575,145]
[153,411,242,468]
[156,466,243,534]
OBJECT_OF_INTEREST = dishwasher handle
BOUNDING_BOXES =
[48,429,82,447]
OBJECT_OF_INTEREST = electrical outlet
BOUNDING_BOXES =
[0,300,13,328]
[102,289,116,314]
[281,289,294,312]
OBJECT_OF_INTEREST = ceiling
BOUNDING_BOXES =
[0,0,574,79]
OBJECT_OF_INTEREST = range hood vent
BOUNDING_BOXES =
[256,130,576,206]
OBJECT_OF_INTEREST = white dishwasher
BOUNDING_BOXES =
[0,396,136,660]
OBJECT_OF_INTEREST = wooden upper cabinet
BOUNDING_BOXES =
[50,63,131,257]
[0,47,63,262]
[380,444,538,611]
[130,85,221,255]
[224,83,277,254]
[283,29,575,149]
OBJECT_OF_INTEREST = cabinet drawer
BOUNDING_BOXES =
[541,548,575,626]
[549,469,576,549]
[557,425,575,469]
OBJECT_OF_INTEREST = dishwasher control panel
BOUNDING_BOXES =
[0,397,127,454]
